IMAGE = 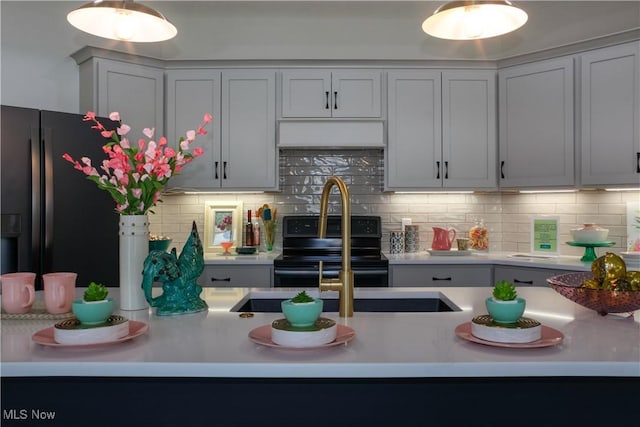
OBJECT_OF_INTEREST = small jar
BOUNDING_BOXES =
[469,219,489,250]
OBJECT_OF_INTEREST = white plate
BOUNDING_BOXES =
[249,323,355,350]
[32,321,148,348]
[455,322,564,348]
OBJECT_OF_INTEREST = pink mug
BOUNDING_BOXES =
[43,272,77,314]
[1,272,36,314]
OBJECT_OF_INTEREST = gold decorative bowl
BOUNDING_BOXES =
[547,272,640,316]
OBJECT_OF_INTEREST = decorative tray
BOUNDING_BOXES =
[427,249,472,256]
[1,301,74,320]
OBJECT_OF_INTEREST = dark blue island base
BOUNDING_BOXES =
[2,377,637,426]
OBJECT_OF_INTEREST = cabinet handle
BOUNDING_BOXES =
[211,277,231,282]
[432,276,452,281]
[444,161,449,179]
[514,279,534,285]
[325,91,330,109]
[636,153,639,173]
[223,161,228,179]
[334,91,338,109]
[500,161,505,179]
[436,161,440,179]
[214,161,219,180]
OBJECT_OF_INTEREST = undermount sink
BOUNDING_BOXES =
[230,290,461,313]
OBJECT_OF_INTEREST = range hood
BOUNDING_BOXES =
[278,120,384,149]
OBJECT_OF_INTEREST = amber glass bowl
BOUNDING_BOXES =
[547,272,640,316]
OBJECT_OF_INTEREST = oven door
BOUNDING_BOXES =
[273,264,388,287]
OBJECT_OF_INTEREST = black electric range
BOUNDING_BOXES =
[273,215,388,287]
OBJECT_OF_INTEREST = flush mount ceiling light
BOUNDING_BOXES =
[422,1,528,40]
[67,0,177,43]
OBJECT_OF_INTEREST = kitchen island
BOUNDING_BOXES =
[2,286,638,426]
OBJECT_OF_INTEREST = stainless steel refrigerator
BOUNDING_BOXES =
[1,105,119,289]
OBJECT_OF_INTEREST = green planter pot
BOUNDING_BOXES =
[485,297,526,324]
[281,299,323,327]
[72,298,115,325]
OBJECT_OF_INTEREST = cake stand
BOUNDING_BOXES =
[566,241,615,262]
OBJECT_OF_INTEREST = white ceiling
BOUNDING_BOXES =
[91,1,640,61]
[1,1,639,62]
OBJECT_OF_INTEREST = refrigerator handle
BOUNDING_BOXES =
[41,126,54,272]
[29,125,43,280]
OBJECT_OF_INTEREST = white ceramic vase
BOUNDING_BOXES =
[119,215,149,311]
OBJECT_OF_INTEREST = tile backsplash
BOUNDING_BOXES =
[150,149,638,256]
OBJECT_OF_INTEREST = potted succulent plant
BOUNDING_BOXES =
[281,291,323,327]
[485,280,526,324]
[72,282,115,325]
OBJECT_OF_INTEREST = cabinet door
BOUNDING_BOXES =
[94,59,164,138]
[281,69,381,118]
[442,70,497,189]
[499,57,574,188]
[165,70,222,191]
[200,265,272,287]
[494,266,578,288]
[331,70,381,118]
[386,70,442,189]
[581,41,640,186]
[281,70,331,117]
[390,265,492,287]
[221,70,277,189]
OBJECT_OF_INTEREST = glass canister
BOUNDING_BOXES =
[469,219,489,250]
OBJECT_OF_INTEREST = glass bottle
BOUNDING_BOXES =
[244,210,254,247]
[252,210,261,247]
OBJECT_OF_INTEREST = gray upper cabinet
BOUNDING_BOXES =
[498,57,574,188]
[166,69,277,191]
[580,41,640,187]
[281,69,381,118]
[386,69,497,190]
[77,57,164,138]
[165,70,222,191]
[442,70,497,189]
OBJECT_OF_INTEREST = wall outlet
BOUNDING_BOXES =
[401,218,412,230]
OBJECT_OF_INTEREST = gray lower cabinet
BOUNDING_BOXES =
[494,266,577,288]
[390,264,493,287]
[200,265,272,288]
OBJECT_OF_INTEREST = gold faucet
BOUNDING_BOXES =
[318,176,354,317]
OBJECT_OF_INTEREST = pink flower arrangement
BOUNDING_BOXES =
[63,111,211,215]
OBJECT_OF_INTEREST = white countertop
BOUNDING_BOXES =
[2,286,638,379]
[386,251,591,270]
[203,249,591,271]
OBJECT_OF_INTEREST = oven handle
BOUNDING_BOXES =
[274,269,387,276]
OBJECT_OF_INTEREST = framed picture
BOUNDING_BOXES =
[530,215,559,255]
[627,201,640,251]
[204,201,243,253]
